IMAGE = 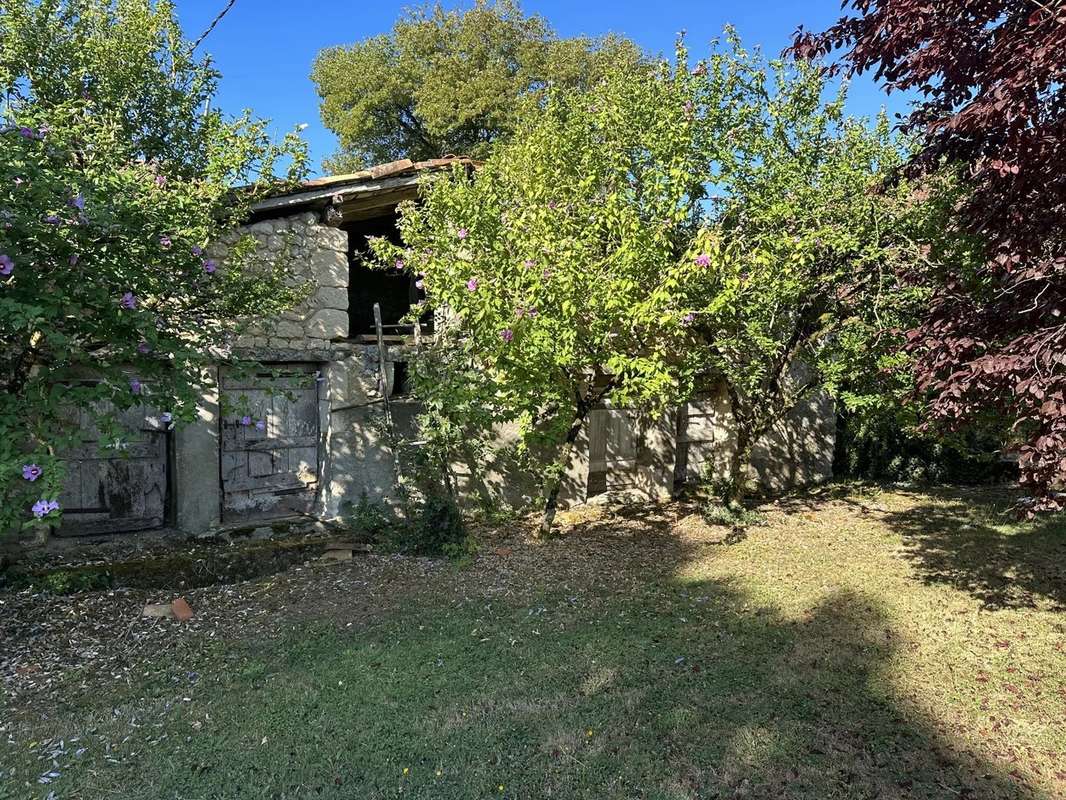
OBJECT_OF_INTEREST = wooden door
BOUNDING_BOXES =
[58,403,168,536]
[587,408,640,497]
[675,394,723,486]
[220,364,320,522]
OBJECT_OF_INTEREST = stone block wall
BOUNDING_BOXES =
[212,212,350,352]
[677,377,835,492]
[170,208,835,534]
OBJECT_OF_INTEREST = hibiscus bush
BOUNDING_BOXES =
[375,42,710,532]
[378,32,928,528]
[0,0,308,539]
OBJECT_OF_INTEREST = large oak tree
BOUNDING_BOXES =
[311,0,642,173]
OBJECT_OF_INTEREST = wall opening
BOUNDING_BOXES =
[345,210,432,339]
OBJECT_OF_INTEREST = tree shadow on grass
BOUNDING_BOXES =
[30,507,1052,800]
[879,486,1066,610]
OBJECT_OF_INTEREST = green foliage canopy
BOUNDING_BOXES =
[0,0,308,536]
[375,42,703,529]
[311,0,643,173]
[677,40,927,502]
[379,31,937,526]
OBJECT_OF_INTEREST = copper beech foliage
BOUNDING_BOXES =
[793,1,1066,512]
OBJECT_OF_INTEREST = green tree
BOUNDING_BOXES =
[379,33,924,530]
[677,39,925,507]
[311,0,643,173]
[0,0,308,538]
[375,47,707,533]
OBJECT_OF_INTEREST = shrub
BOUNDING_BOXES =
[341,492,398,541]
[699,500,765,529]
[409,494,472,558]
[351,491,474,560]
[834,413,1014,486]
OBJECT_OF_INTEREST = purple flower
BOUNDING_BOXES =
[527,308,538,318]
[240,415,252,426]
[395,259,405,270]
[683,101,694,114]
[44,214,61,225]
[0,254,13,275]
[32,499,59,518]
[542,269,552,280]
[548,201,558,210]
[515,307,524,318]
[137,341,151,354]
[457,228,468,239]
[466,278,479,292]
[68,194,85,210]
[522,259,536,269]
[160,412,173,424]
[120,292,137,309]
[129,378,142,395]
[22,464,42,481]
[499,329,514,343]
[203,259,217,274]
[415,279,424,290]
[159,235,172,249]
[694,253,711,267]
[69,253,79,266]
[191,245,203,257]
[682,312,696,326]
[255,419,267,432]
[18,127,34,139]
[155,175,167,188]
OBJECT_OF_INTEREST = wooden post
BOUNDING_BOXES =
[373,303,403,491]
[373,302,395,432]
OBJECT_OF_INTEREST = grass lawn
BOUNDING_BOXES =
[2,486,1065,799]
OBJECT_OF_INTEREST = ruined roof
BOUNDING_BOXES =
[249,157,477,223]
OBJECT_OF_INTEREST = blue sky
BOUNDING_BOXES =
[176,0,908,176]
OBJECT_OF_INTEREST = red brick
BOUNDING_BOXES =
[171,597,194,622]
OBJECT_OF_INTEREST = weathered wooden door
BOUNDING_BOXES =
[58,403,168,536]
[587,408,640,497]
[220,364,320,522]
[675,392,725,486]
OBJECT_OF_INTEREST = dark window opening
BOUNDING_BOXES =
[392,361,411,397]
[344,211,433,338]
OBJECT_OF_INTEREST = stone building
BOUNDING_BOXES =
[56,158,834,537]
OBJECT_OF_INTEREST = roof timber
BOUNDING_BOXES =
[248,157,476,224]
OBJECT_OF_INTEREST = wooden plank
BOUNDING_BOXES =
[57,395,168,536]
[249,174,422,215]
[223,474,310,492]
[220,362,321,523]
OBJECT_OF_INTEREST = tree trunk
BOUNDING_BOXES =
[723,429,753,510]
[539,409,589,537]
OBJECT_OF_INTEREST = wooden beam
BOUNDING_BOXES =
[250,174,423,216]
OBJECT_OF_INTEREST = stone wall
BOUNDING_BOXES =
[677,376,835,493]
[171,209,834,534]
[212,212,349,352]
